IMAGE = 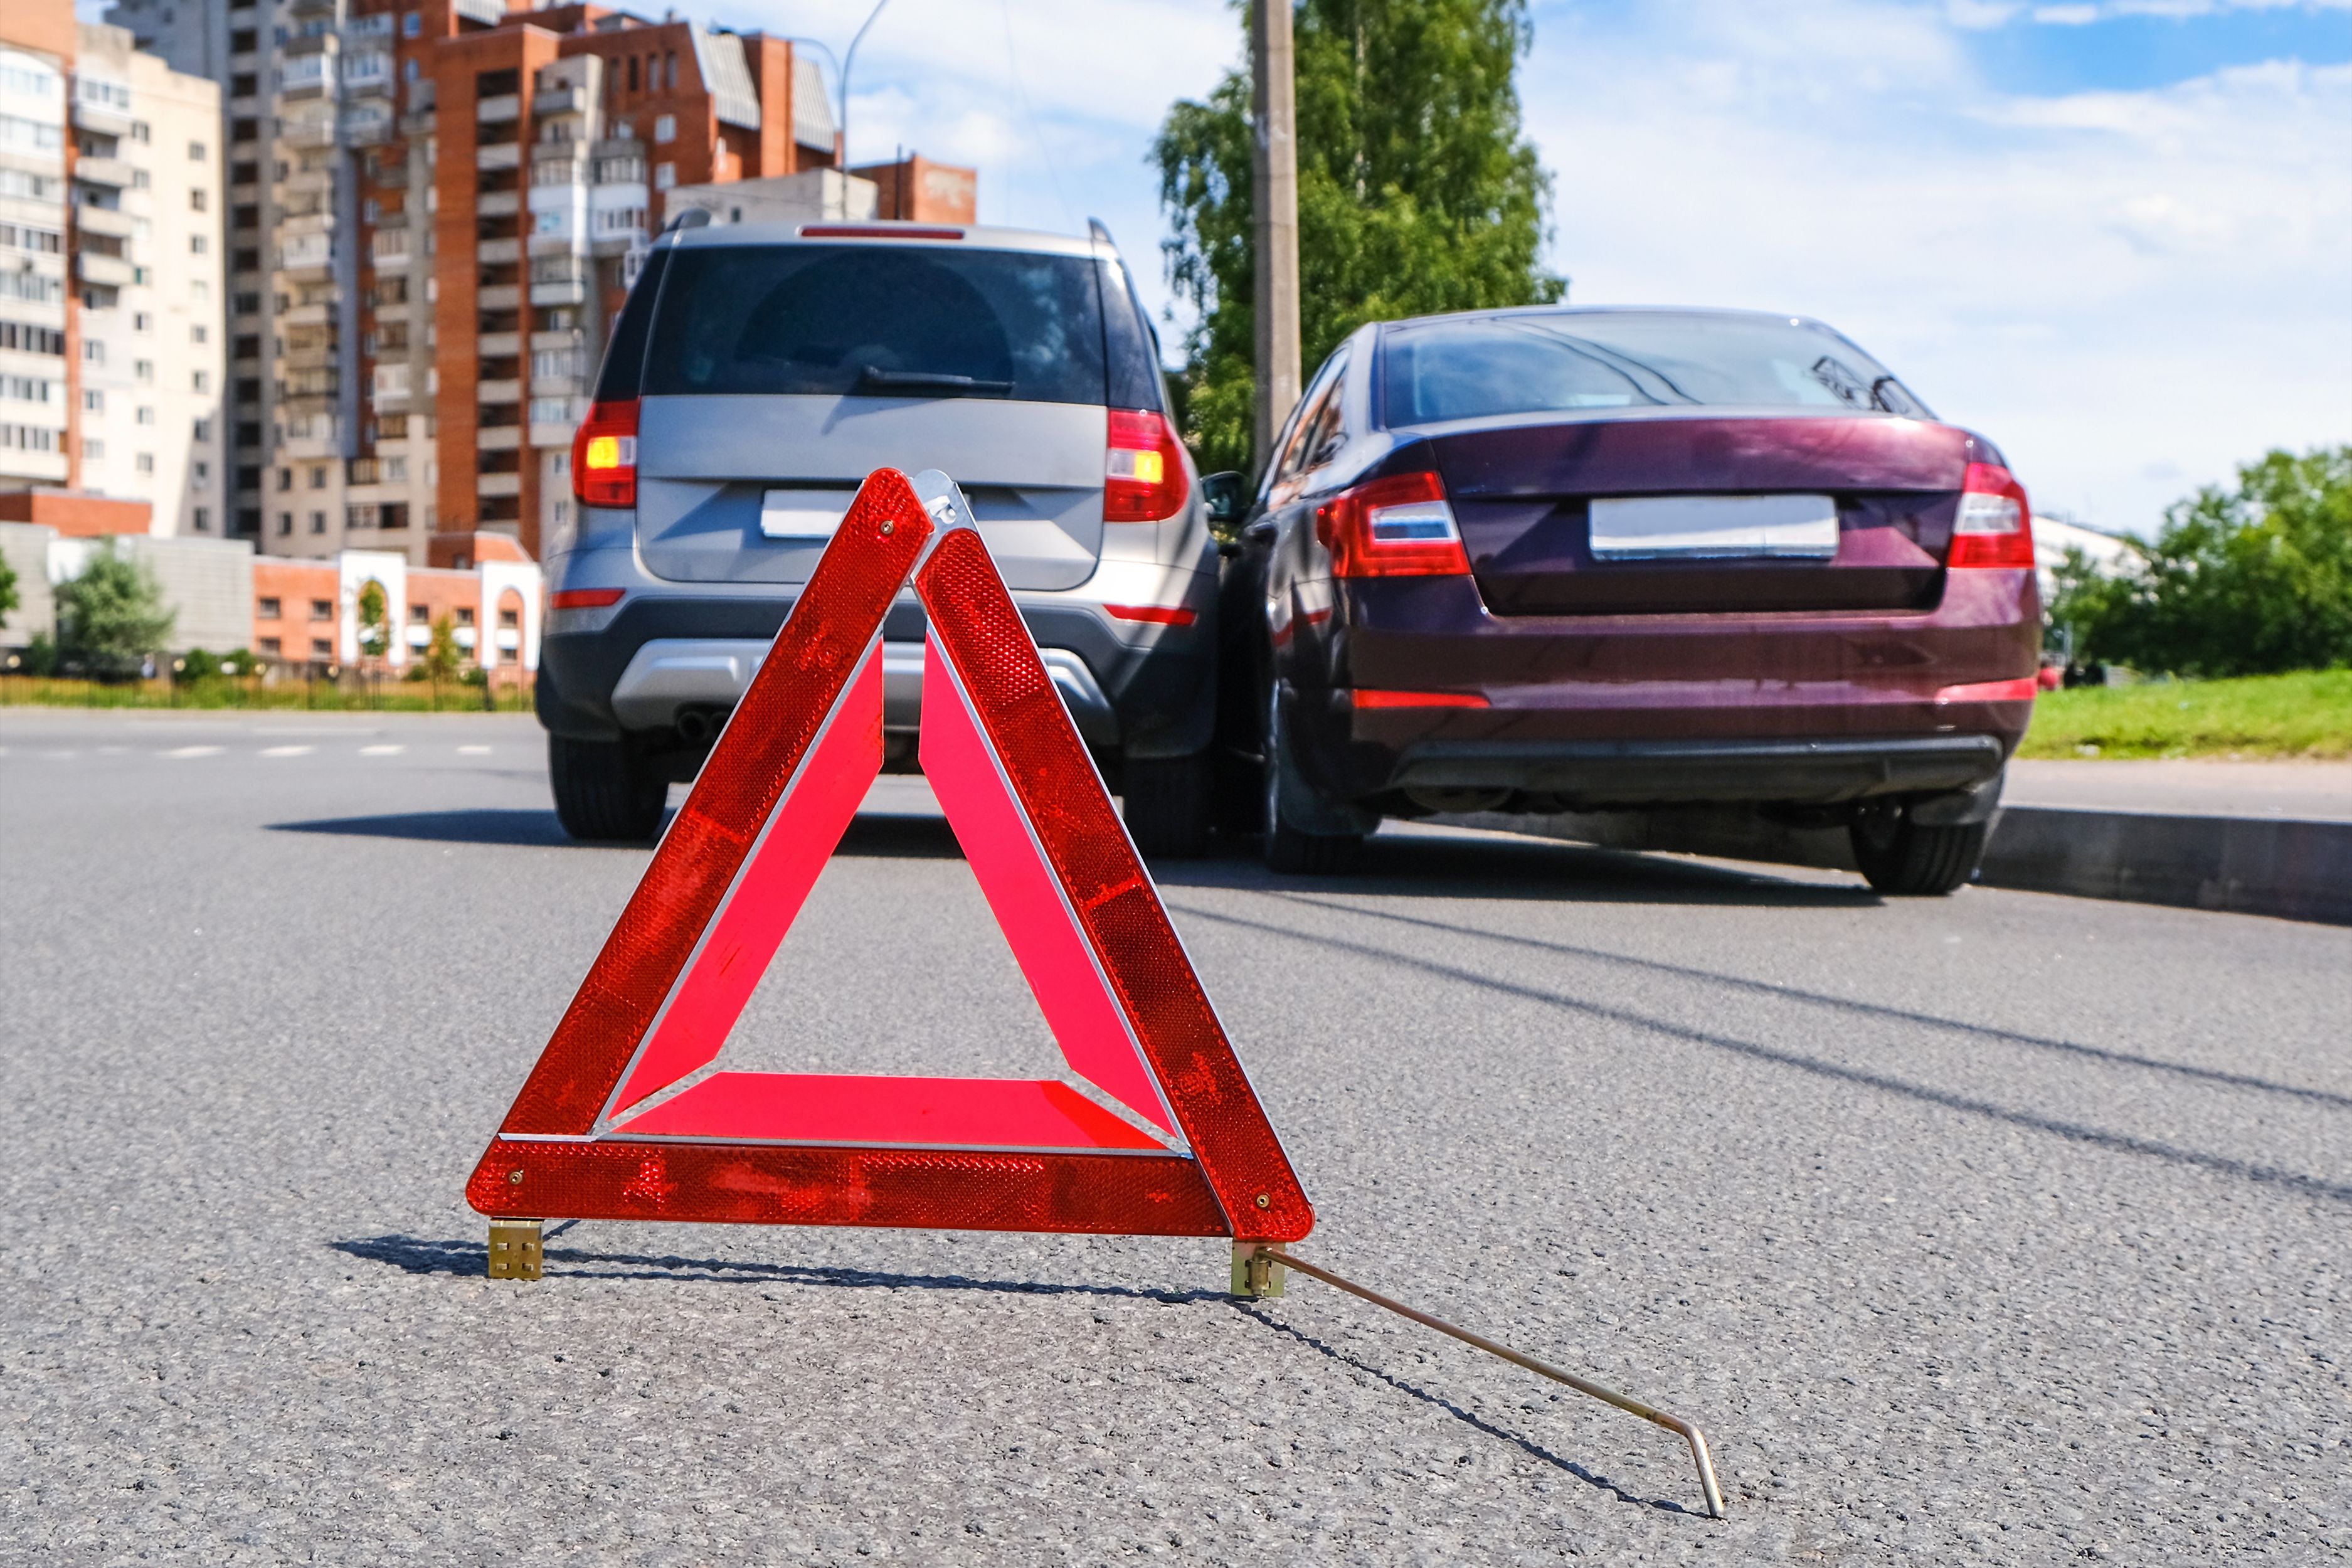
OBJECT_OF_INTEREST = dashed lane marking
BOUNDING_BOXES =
[260,745,314,758]
[162,746,223,758]
[359,744,405,756]
[457,745,492,755]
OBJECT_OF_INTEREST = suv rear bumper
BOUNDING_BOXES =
[1389,733,2006,807]
[537,592,1211,760]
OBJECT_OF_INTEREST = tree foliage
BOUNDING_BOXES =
[1154,0,1562,477]
[356,580,389,657]
[420,612,464,684]
[2047,446,2352,677]
[56,543,175,680]
[0,549,19,630]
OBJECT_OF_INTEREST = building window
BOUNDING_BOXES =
[194,418,211,440]
[136,405,155,425]
[455,607,475,627]
[83,438,105,460]
[277,468,291,491]
[311,638,332,658]
[83,389,103,412]
[191,324,206,344]
[132,169,150,189]
[84,341,103,364]
[309,511,326,533]
[132,121,151,144]
[310,598,332,621]
[654,114,675,144]
[190,234,208,254]
[260,637,281,655]
[134,359,154,381]
[258,596,282,618]
[277,512,292,535]
[190,188,207,211]
[654,162,675,191]
[189,140,206,161]
[136,452,154,474]
[309,465,327,489]
[193,371,209,392]
[499,607,519,630]
[193,461,209,481]
[410,604,430,623]
[134,311,152,332]
[403,12,421,37]
[193,507,209,531]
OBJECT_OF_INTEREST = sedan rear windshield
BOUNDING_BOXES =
[642,243,1110,406]
[1378,311,1932,427]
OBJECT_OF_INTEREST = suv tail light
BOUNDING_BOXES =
[1949,462,2033,569]
[1104,410,1188,522]
[572,399,639,508]
[1315,470,1470,578]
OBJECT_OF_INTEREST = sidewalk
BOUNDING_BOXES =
[2006,759,2352,822]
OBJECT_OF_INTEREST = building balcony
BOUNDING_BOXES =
[282,430,341,458]
[76,252,136,288]
[477,425,521,450]
[281,347,338,374]
[532,88,581,116]
[476,472,521,498]
[529,421,577,450]
[282,164,334,194]
[279,392,336,418]
[281,209,336,237]
[75,204,137,240]
[477,93,521,123]
[530,328,583,352]
[278,251,332,278]
[476,189,519,218]
[477,236,521,264]
[368,244,410,270]
[280,119,337,149]
[475,143,520,172]
[528,277,586,307]
[341,110,393,144]
[282,300,332,327]
[475,283,521,310]
[75,156,135,188]
[526,232,582,259]
[72,101,136,139]
[477,378,522,403]
[477,331,521,356]
[531,371,586,398]
[0,449,70,484]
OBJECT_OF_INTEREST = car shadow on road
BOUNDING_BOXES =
[331,1231,1698,1517]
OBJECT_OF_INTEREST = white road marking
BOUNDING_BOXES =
[457,744,492,755]
[260,745,314,758]
[359,744,405,756]
[162,746,223,758]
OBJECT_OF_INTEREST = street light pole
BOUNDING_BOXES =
[1251,0,1302,476]
[838,0,892,174]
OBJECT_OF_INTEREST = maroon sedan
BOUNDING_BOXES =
[1211,306,2038,894]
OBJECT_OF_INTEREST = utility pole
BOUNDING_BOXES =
[1251,0,1301,475]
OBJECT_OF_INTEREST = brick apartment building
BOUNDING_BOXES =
[103,0,845,566]
[0,2,225,533]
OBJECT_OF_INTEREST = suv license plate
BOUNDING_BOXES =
[1589,494,1839,560]
[760,490,850,540]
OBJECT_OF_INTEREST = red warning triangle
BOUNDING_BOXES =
[467,468,1312,1243]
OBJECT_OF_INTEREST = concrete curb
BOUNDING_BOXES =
[1441,805,2352,926]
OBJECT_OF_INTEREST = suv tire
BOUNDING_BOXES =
[1123,754,1213,859]
[549,734,668,842]
[1850,808,1988,896]
[1263,686,1362,875]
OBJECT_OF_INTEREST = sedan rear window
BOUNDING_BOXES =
[642,244,1108,406]
[1379,311,1932,426]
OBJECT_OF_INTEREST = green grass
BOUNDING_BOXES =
[0,673,535,714]
[2018,669,2352,760]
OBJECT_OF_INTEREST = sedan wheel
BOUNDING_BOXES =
[1850,805,1988,896]
[1263,685,1362,875]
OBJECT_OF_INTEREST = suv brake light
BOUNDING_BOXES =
[1315,470,1470,578]
[572,399,639,509]
[1949,461,2033,569]
[1104,409,1188,522]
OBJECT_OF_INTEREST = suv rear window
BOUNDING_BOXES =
[1379,311,1932,426]
[642,243,1110,406]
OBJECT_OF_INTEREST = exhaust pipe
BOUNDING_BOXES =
[675,709,718,745]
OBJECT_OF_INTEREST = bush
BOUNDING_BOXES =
[2048,445,2351,677]
[20,630,57,676]
[55,542,176,681]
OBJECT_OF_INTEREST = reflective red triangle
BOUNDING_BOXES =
[467,468,1313,1242]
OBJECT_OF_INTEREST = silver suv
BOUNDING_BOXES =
[536,218,1220,853]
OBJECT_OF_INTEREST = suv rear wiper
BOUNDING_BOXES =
[858,366,1014,397]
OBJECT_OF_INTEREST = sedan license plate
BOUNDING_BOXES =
[1589,494,1840,560]
[760,489,850,540]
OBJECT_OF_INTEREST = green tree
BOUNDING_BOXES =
[2050,445,2352,677]
[55,542,175,680]
[356,579,389,659]
[420,611,464,686]
[0,549,18,630]
[1155,0,1562,477]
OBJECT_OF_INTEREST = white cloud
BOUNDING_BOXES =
[1523,3,2352,534]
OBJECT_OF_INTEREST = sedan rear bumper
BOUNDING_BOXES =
[1389,733,2005,808]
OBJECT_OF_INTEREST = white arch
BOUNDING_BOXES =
[338,550,408,668]
[478,558,543,672]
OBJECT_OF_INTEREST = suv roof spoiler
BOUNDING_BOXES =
[1088,217,1116,250]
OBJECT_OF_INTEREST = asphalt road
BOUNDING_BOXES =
[3,708,2345,1565]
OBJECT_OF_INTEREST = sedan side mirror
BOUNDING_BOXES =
[1200,470,1246,530]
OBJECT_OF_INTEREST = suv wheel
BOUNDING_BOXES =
[1263,687,1362,875]
[1123,754,1213,859]
[1850,807,1988,896]
[549,734,669,842]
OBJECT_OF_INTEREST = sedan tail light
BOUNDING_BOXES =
[1949,461,2033,569]
[1315,470,1470,578]
[1104,410,1189,522]
[572,399,639,509]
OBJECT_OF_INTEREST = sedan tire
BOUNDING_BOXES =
[1123,754,1214,859]
[1850,808,1988,896]
[549,734,669,843]
[1263,686,1362,875]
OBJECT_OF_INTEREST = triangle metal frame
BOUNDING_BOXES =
[466,469,1313,1242]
